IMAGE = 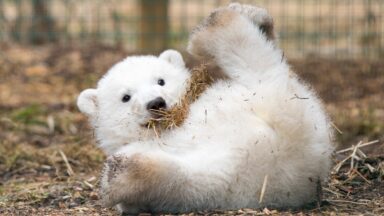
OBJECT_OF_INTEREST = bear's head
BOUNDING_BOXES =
[77,50,190,155]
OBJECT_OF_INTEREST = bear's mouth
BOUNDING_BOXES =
[141,111,166,128]
[141,122,151,128]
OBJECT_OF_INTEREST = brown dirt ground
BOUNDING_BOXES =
[0,44,383,215]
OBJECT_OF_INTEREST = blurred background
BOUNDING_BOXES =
[0,0,383,58]
[0,1,383,214]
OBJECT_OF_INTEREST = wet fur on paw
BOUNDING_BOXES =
[101,153,167,208]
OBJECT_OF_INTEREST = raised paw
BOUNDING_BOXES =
[187,6,241,59]
[228,3,275,40]
[188,3,276,59]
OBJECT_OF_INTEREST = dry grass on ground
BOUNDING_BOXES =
[0,44,383,215]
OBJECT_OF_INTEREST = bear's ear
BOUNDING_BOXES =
[77,89,98,117]
[159,49,185,68]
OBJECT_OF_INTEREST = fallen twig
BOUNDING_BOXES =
[327,199,370,206]
[330,122,343,135]
[59,149,75,176]
[337,140,379,154]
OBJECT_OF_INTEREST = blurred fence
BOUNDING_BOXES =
[0,0,383,59]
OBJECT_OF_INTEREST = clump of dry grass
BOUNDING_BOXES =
[147,64,214,131]
[323,139,384,213]
[330,140,384,187]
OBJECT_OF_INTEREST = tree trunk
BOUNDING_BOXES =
[139,0,169,53]
[30,0,57,44]
[0,0,5,41]
[11,0,27,43]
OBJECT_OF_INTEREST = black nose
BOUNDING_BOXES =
[146,97,167,111]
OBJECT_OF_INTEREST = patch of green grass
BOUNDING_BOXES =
[11,104,45,125]
[0,142,52,172]
[23,191,50,204]
[0,185,4,195]
[0,195,8,205]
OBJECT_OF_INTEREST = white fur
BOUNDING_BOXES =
[79,4,335,214]
[77,89,97,116]
[77,49,190,154]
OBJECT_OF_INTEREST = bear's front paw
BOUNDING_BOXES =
[100,153,169,208]
[228,3,275,40]
[100,154,130,207]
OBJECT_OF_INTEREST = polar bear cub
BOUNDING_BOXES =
[78,3,335,214]
[77,50,190,155]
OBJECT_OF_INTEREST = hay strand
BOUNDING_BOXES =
[259,175,268,203]
[58,150,75,176]
[147,63,214,131]
[336,140,379,154]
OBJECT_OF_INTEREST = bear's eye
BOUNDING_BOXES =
[122,94,131,103]
[158,79,165,86]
